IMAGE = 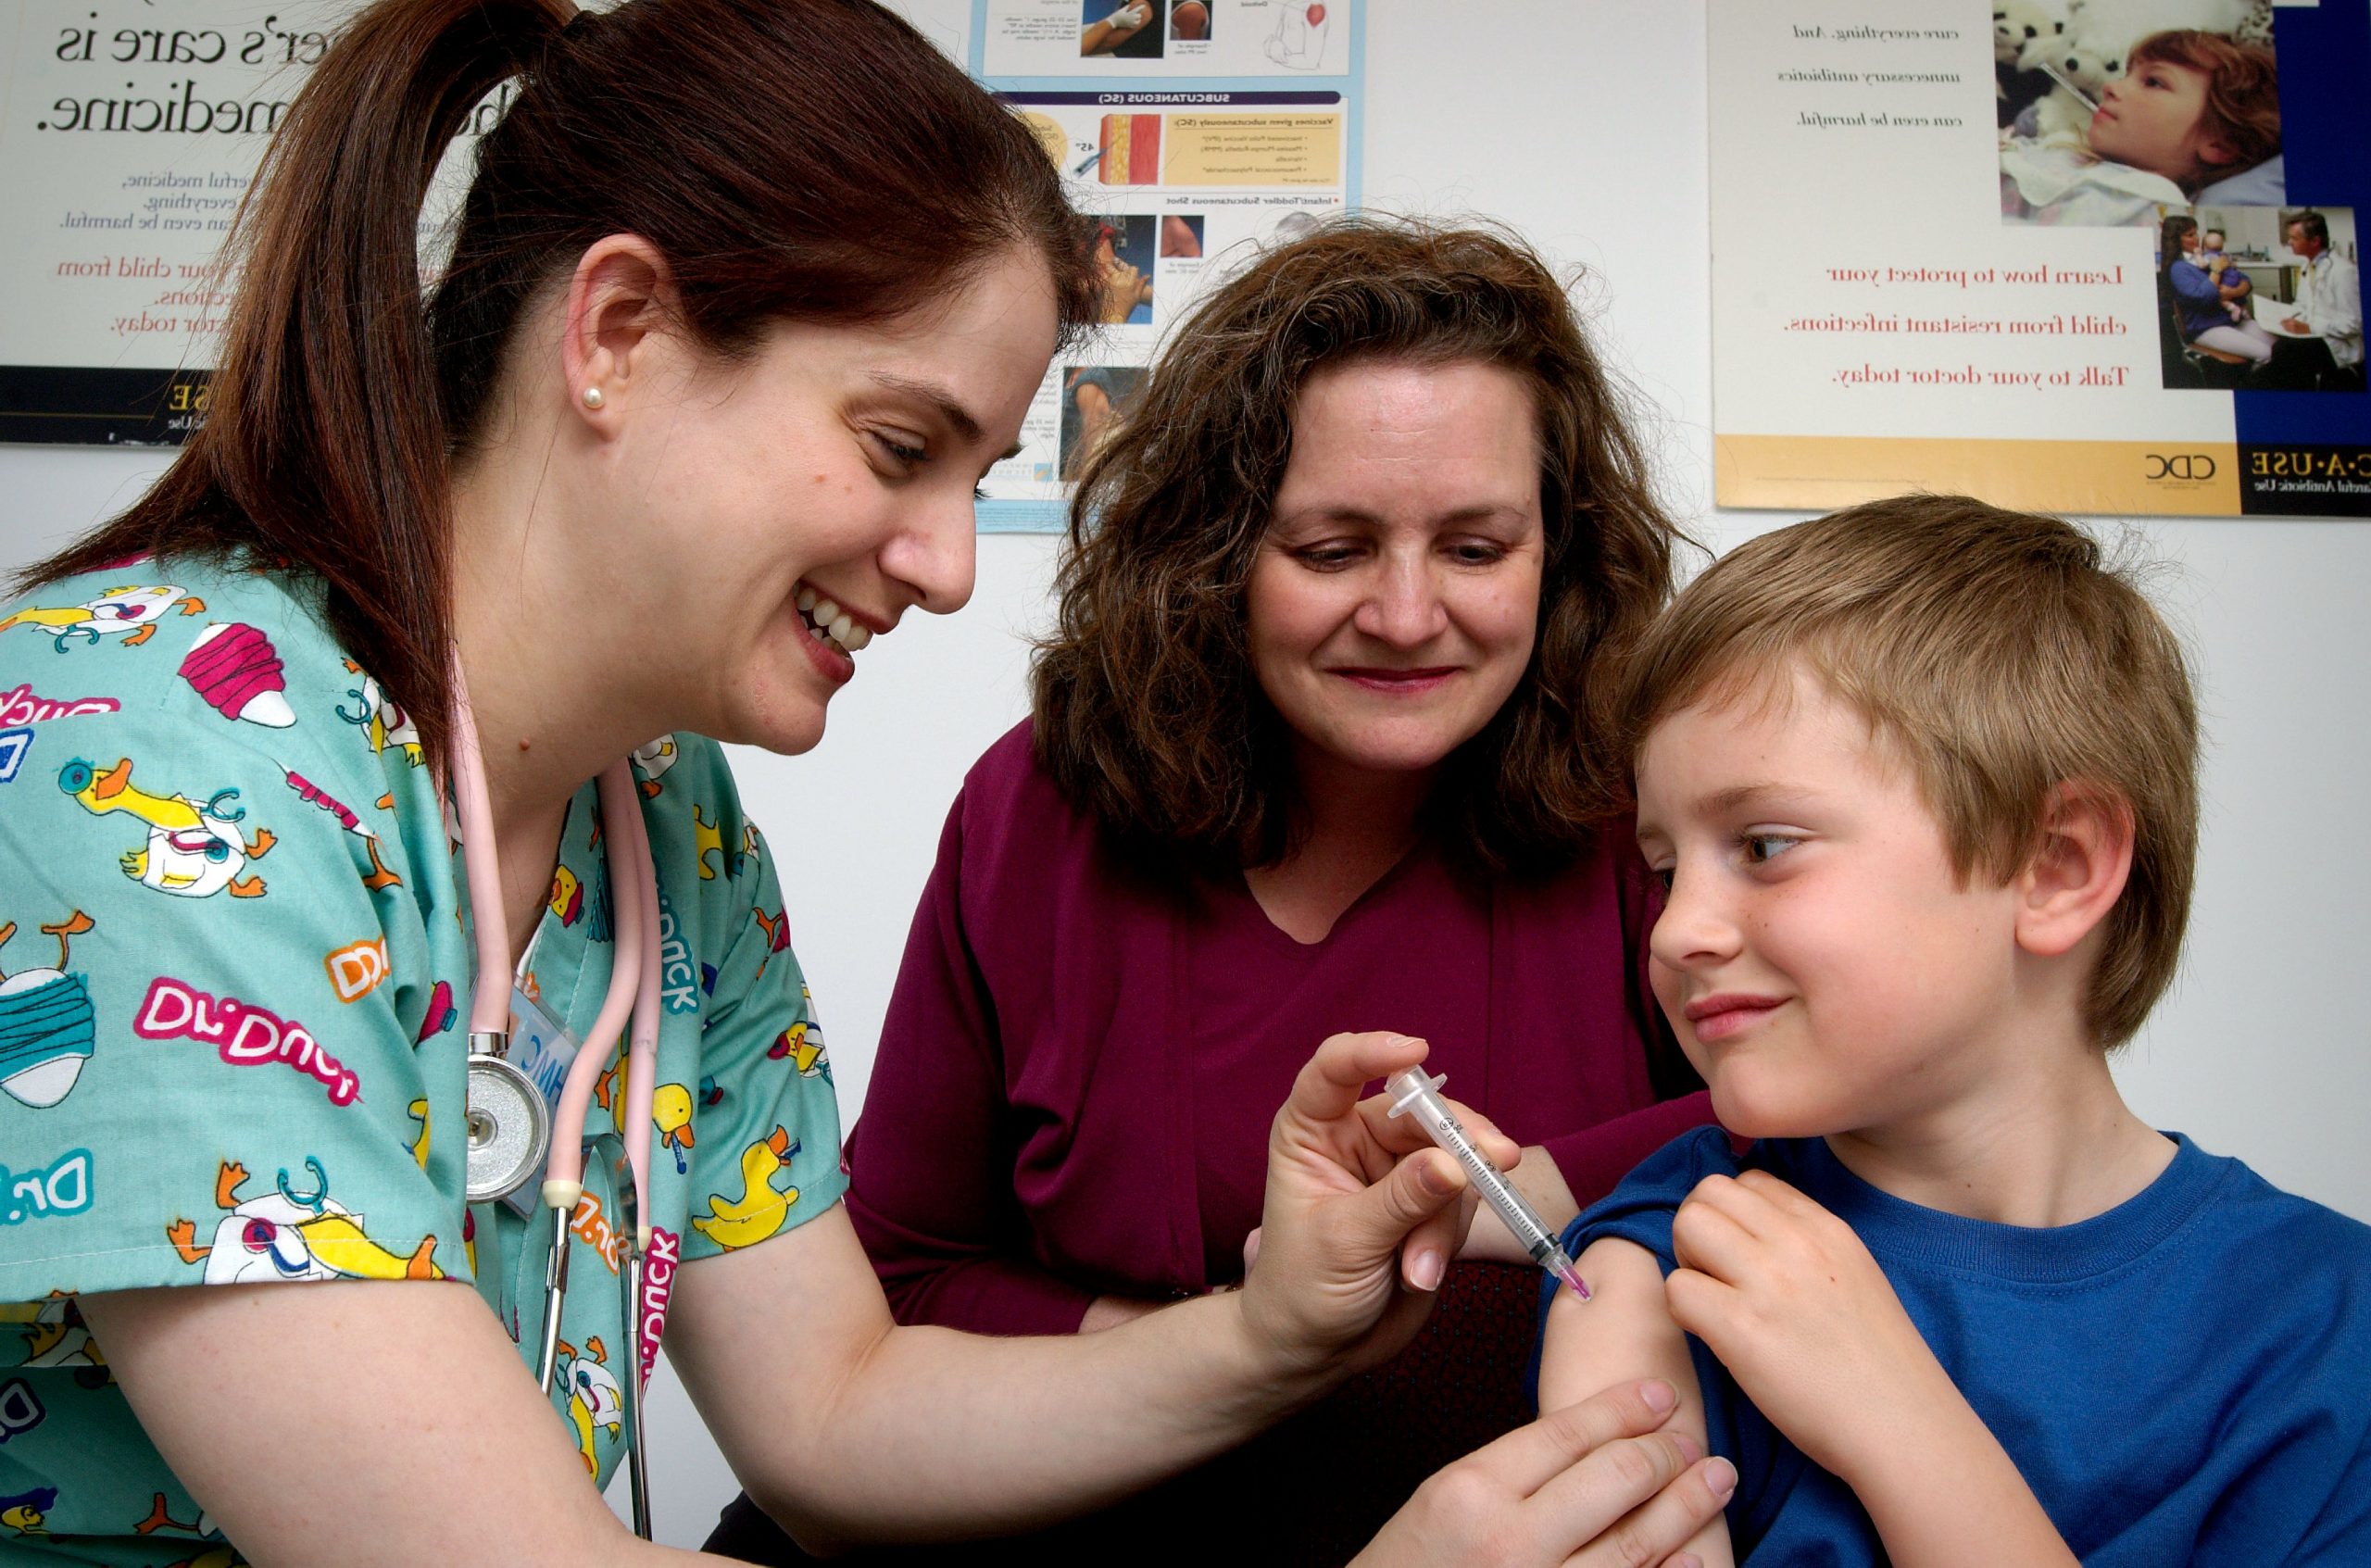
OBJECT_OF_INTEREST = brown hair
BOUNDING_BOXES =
[1031,217,1680,878]
[1620,495,2199,1047]
[20,0,1098,773]
[2288,209,2330,246]
[2128,29,2280,177]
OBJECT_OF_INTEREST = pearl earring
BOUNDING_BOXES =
[581,384,605,410]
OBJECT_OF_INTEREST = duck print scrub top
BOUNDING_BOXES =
[0,558,847,1564]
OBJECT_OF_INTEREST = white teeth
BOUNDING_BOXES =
[812,598,841,627]
[827,612,855,646]
[797,586,817,613]
[840,622,872,650]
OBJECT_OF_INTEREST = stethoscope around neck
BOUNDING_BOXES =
[449,657,658,1537]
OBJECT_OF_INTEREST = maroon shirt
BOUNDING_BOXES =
[817,721,1711,1562]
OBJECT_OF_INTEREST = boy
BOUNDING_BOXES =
[1536,496,2370,1565]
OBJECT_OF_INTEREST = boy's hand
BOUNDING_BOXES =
[1663,1170,1956,1486]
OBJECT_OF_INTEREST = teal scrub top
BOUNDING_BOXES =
[0,557,847,1562]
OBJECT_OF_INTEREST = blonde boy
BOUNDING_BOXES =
[1536,496,2370,1566]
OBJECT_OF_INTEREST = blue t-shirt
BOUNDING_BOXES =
[1539,1129,2371,1565]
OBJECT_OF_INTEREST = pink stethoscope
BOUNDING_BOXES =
[449,659,659,1537]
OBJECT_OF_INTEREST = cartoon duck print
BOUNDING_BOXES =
[768,1020,828,1078]
[0,583,206,651]
[136,1493,214,1543]
[554,1336,625,1476]
[690,1126,801,1250]
[549,864,585,926]
[694,805,726,881]
[168,1157,444,1284]
[136,1495,239,1568]
[653,1083,696,1173]
[767,985,829,1078]
[750,906,792,984]
[58,758,274,899]
[408,1098,432,1169]
[0,911,95,1109]
[0,1487,56,1537]
[630,734,680,798]
[337,660,424,767]
[16,1292,108,1389]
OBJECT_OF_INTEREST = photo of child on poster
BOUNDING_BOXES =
[1999,3,2283,227]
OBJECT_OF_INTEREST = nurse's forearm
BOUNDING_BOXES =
[672,1208,1333,1551]
[82,1282,725,1568]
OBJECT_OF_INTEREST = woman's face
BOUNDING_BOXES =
[1246,358,1546,793]
[589,247,1057,758]
[2179,224,2201,254]
[2090,57,2230,182]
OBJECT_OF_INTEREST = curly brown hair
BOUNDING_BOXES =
[1031,216,1681,877]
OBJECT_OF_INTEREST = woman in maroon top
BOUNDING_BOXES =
[710,220,1716,1564]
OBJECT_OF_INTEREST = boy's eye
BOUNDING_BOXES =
[1741,832,1800,867]
[1650,865,1676,894]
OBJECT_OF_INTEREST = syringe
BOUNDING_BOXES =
[1386,1068,1590,1301]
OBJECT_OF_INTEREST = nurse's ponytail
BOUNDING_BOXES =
[27,0,1098,774]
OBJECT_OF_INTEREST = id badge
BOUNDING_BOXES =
[502,985,582,1219]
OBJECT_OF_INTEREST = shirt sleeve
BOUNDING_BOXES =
[0,709,459,1304]
[674,822,848,1263]
[2169,261,2222,307]
[842,792,1098,1335]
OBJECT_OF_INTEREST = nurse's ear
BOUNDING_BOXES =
[561,234,682,432]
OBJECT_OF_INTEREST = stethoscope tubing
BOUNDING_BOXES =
[449,657,661,1535]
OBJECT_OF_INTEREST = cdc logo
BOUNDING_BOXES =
[2144,453,2217,482]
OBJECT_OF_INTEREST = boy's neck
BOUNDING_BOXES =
[1822,1041,2177,1229]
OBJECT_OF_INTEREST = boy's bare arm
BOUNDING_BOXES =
[1540,1237,1737,1568]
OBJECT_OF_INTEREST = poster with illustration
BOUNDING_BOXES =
[1711,0,2367,517]
[0,0,483,444]
[972,0,1362,530]
[0,0,1362,538]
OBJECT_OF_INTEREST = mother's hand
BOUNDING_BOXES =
[1236,1031,1500,1376]
[1354,1381,1738,1568]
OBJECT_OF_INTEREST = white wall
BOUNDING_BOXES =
[5,3,2365,1548]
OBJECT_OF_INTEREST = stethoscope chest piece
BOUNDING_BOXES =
[465,1033,552,1204]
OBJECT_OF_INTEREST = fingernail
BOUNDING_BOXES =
[1705,1457,1737,1499]
[1640,1379,1676,1413]
[1674,1556,1703,1568]
[1672,1432,1703,1463]
[1411,1248,1444,1291]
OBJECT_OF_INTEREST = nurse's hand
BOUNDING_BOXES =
[1352,1381,1738,1568]
[1236,1031,1500,1377]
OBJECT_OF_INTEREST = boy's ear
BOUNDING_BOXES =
[2014,782,2135,959]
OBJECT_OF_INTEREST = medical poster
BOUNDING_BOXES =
[1709,0,2369,518]
[0,0,438,445]
[968,0,1363,532]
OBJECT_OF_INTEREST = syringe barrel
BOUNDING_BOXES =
[1385,1068,1558,1255]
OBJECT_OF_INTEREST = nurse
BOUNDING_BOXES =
[0,0,1733,1564]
